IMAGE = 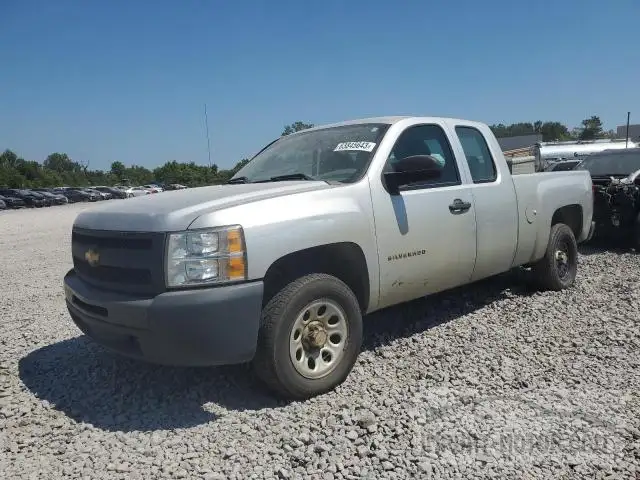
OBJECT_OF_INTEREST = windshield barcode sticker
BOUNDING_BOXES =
[334,142,376,152]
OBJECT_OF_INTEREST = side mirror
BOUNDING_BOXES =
[383,155,442,195]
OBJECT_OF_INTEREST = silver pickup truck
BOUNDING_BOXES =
[63,116,595,399]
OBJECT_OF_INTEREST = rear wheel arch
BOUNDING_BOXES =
[551,204,583,239]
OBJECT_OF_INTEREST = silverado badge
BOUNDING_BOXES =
[84,249,100,267]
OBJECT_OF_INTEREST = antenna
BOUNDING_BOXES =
[204,103,212,167]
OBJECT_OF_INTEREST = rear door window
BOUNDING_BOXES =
[455,126,498,183]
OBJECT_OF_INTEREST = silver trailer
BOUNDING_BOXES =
[533,139,639,170]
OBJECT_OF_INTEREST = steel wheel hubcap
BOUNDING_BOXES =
[555,241,570,278]
[289,299,348,379]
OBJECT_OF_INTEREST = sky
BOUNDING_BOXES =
[1,0,639,171]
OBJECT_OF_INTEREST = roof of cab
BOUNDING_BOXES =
[288,115,484,134]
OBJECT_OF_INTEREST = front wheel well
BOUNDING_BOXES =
[261,242,370,313]
[551,204,583,239]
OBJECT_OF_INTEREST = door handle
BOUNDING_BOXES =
[449,198,472,214]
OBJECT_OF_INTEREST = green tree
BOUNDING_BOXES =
[534,120,543,133]
[124,165,154,185]
[19,160,43,183]
[231,158,250,174]
[43,152,81,174]
[490,122,535,137]
[579,116,604,140]
[490,120,574,142]
[0,149,19,169]
[281,121,314,136]
[110,161,126,181]
[539,121,571,141]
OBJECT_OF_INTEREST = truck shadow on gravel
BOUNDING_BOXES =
[18,271,537,433]
[578,240,637,256]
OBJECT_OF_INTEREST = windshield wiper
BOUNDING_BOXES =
[265,173,317,182]
[229,173,318,184]
[226,176,248,184]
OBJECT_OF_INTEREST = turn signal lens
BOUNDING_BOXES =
[227,229,243,253]
[227,256,246,280]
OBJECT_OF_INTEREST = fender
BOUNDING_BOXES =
[187,180,382,312]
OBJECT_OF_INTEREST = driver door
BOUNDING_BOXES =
[370,122,478,309]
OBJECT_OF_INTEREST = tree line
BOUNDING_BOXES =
[489,115,614,142]
[0,116,615,189]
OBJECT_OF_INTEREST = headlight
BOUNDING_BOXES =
[165,225,247,288]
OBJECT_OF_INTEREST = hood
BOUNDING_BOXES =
[73,181,335,232]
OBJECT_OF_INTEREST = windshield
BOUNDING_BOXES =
[231,123,390,183]
[577,151,640,176]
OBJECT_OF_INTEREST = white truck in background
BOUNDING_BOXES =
[63,116,594,399]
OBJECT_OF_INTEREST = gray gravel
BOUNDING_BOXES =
[1,203,639,479]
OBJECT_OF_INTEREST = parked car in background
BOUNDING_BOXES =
[0,199,6,210]
[94,186,128,199]
[0,188,46,207]
[53,187,92,203]
[0,193,26,209]
[575,148,640,248]
[122,186,150,197]
[165,183,188,190]
[83,188,110,200]
[26,190,53,207]
[63,187,101,202]
[143,184,163,193]
[30,188,69,205]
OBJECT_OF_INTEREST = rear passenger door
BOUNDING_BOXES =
[371,122,478,309]
[449,123,519,282]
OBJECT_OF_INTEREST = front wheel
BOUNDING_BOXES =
[531,223,578,290]
[252,273,363,400]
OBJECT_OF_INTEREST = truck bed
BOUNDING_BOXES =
[510,170,593,266]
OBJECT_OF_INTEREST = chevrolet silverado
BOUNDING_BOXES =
[63,116,595,399]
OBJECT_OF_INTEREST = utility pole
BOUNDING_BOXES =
[204,104,212,167]
[625,111,631,148]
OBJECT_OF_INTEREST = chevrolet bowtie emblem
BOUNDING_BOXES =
[84,249,100,267]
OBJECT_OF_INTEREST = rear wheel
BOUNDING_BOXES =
[632,212,640,251]
[531,223,578,290]
[252,273,363,400]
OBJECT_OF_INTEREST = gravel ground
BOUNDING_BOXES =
[1,202,639,479]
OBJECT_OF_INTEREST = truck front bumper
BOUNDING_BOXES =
[63,269,264,367]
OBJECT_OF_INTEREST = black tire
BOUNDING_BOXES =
[252,273,363,400]
[632,213,640,252]
[531,223,578,291]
